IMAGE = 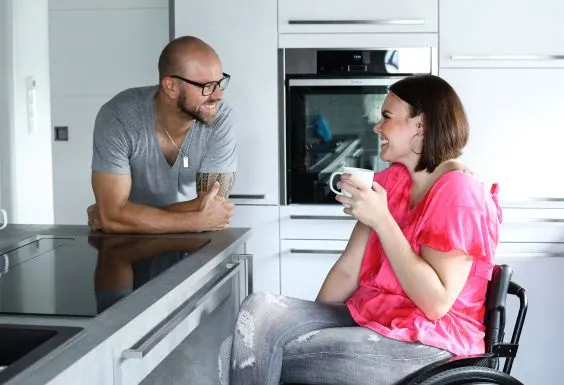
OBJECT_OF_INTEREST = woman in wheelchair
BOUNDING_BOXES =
[220,75,505,385]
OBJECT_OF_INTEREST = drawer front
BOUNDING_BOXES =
[280,239,347,301]
[279,0,438,34]
[496,242,564,259]
[280,206,356,240]
[112,260,245,385]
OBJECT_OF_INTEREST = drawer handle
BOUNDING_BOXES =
[229,194,266,200]
[496,252,555,258]
[451,54,564,61]
[121,262,241,359]
[504,218,564,223]
[530,197,564,202]
[289,215,356,221]
[290,249,344,255]
[288,19,425,26]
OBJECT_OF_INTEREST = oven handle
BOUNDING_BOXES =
[122,262,241,359]
[288,19,425,26]
[290,215,356,221]
[288,78,402,87]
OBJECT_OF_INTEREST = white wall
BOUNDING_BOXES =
[3,0,55,224]
[49,0,169,224]
[0,0,11,214]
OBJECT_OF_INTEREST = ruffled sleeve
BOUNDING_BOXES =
[415,173,500,280]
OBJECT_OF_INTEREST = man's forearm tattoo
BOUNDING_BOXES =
[197,172,236,198]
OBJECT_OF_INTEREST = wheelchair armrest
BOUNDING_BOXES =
[397,353,497,385]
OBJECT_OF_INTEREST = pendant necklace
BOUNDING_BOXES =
[158,116,195,168]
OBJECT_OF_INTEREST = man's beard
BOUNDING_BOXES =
[177,88,217,125]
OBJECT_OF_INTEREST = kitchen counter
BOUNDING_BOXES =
[0,225,251,385]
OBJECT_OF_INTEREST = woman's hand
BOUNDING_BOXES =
[336,174,390,229]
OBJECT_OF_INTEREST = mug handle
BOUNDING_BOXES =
[329,172,345,195]
[0,209,7,230]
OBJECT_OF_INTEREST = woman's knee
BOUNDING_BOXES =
[239,291,290,316]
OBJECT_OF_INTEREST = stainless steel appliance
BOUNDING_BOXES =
[282,48,435,204]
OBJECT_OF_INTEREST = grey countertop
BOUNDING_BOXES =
[0,224,251,385]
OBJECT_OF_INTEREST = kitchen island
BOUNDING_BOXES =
[0,225,251,385]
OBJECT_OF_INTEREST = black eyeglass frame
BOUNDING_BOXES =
[170,73,231,96]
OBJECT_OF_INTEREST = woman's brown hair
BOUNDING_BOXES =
[388,74,469,173]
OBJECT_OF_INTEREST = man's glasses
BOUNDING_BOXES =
[170,73,231,96]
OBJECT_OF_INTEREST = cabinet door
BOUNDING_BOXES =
[439,68,564,204]
[440,0,564,68]
[280,240,347,301]
[230,205,280,294]
[279,0,438,34]
[140,273,240,385]
[495,253,564,384]
[113,261,243,385]
[174,0,279,205]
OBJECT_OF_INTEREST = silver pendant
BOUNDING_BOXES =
[183,156,189,168]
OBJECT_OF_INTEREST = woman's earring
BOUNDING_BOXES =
[410,133,422,155]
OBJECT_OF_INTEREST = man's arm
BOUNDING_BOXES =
[92,171,232,233]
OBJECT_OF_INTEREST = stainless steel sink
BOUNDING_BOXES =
[0,324,82,383]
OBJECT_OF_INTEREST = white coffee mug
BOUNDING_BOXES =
[0,209,7,230]
[329,167,375,206]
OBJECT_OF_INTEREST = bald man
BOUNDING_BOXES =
[87,36,237,233]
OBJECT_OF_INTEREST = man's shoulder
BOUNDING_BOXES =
[206,100,234,133]
[101,85,158,115]
[215,100,233,121]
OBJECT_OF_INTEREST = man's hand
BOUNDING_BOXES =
[196,181,235,231]
[87,204,102,230]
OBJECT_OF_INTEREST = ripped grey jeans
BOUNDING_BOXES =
[219,292,453,385]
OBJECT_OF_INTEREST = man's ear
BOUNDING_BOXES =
[161,77,179,99]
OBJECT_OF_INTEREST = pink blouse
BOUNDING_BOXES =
[346,163,503,356]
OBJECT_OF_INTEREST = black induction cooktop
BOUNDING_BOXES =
[0,234,210,317]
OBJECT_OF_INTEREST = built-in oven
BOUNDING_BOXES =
[282,48,435,205]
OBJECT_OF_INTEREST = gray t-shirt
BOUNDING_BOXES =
[91,86,237,207]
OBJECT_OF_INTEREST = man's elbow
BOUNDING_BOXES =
[98,209,125,233]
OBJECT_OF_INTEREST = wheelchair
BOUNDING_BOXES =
[288,264,528,384]
[398,264,527,384]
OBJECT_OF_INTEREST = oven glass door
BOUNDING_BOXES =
[286,76,404,205]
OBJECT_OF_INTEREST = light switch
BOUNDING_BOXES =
[26,75,37,134]
[54,126,69,141]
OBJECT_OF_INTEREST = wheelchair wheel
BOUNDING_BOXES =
[418,367,524,385]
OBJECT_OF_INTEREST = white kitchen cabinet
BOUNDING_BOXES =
[440,0,564,68]
[279,0,438,34]
[495,253,564,384]
[49,0,167,10]
[280,239,347,301]
[230,205,280,294]
[111,259,245,385]
[439,68,564,204]
[174,0,279,205]
[47,343,114,385]
[280,205,356,241]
